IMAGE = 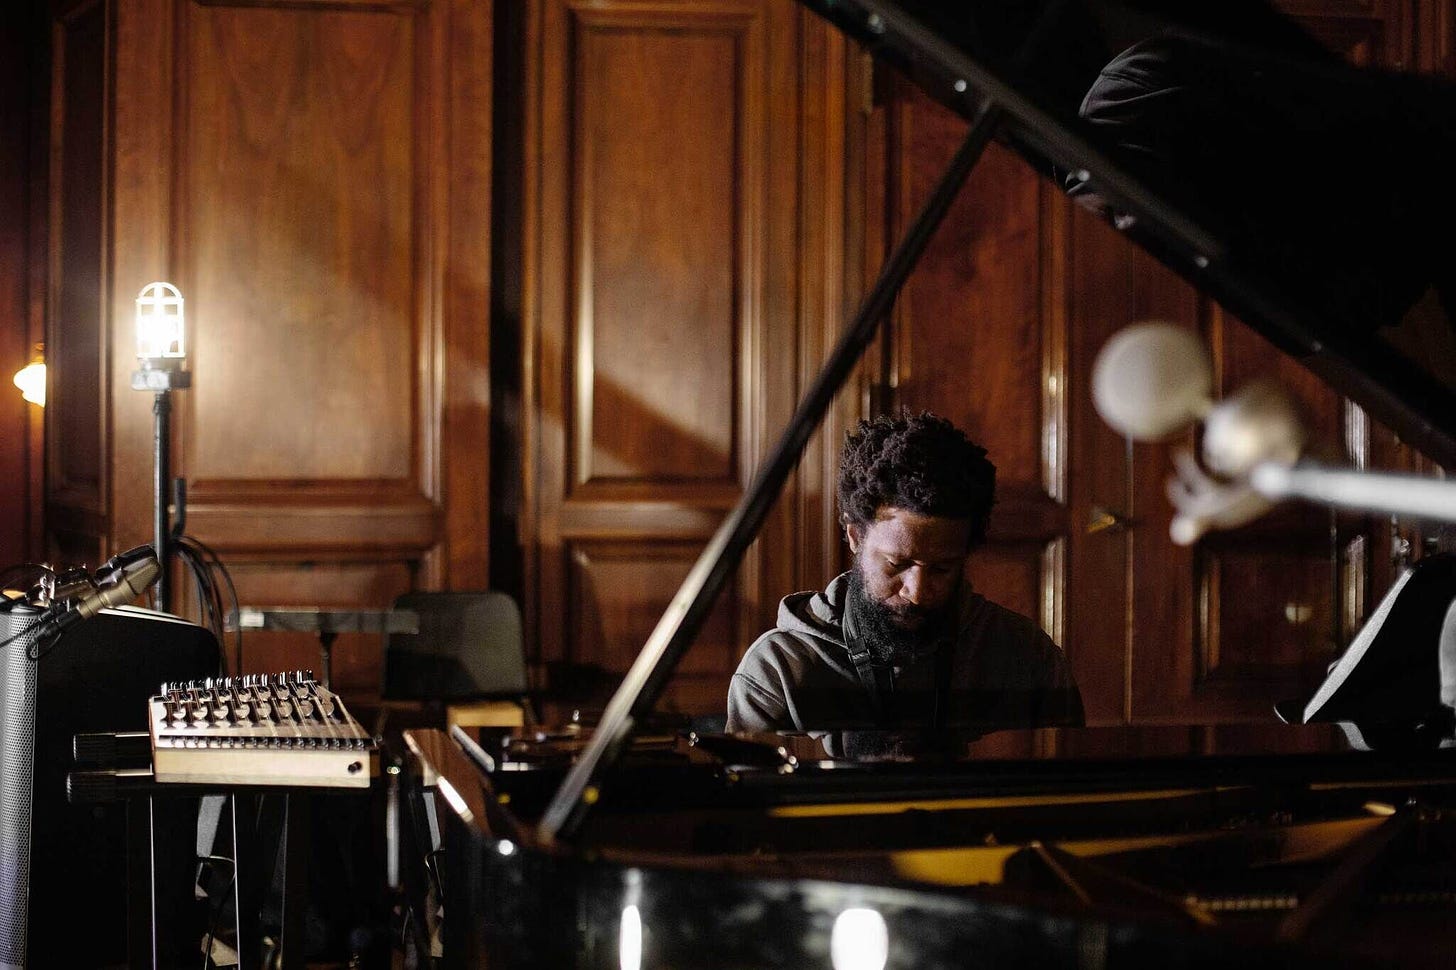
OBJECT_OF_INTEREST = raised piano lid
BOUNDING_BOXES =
[536,0,1456,842]
[801,0,1456,466]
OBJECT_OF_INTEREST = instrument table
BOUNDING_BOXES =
[69,732,382,970]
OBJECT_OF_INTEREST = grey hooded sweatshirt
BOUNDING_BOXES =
[727,573,1083,733]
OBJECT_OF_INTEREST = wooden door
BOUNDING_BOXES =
[519,0,852,718]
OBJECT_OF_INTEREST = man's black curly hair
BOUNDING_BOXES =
[837,411,996,545]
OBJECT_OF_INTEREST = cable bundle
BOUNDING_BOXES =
[172,534,241,677]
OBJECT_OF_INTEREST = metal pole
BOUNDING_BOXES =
[153,390,170,613]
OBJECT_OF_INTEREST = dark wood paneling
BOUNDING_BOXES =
[0,4,43,567]
[966,543,1047,631]
[1278,0,1404,66]
[1201,547,1338,685]
[881,77,1073,689]
[1065,206,1205,724]
[48,0,106,518]
[108,0,173,560]
[1415,0,1456,74]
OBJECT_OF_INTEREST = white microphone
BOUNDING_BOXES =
[1092,321,1307,544]
[36,553,161,641]
[1091,321,1213,441]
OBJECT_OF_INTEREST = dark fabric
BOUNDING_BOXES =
[1069,33,1456,341]
[727,573,1083,733]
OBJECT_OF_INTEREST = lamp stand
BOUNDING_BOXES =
[134,364,191,614]
[152,389,172,612]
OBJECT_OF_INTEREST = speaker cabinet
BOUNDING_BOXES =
[0,606,218,968]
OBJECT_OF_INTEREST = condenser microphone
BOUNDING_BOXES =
[35,554,160,642]
[1091,321,1310,544]
[1091,321,1213,441]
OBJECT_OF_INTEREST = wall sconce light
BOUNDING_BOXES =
[12,343,45,407]
[131,281,192,612]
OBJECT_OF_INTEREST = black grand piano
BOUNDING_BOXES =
[398,2,1456,967]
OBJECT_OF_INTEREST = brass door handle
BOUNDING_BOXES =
[1087,506,1132,534]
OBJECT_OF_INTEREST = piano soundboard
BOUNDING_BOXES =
[148,671,377,788]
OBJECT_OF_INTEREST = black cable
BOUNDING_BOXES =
[177,535,242,676]
[174,540,222,670]
[173,537,235,677]
[26,624,63,661]
[197,854,236,970]
[177,545,222,646]
[172,545,217,671]
[191,536,240,673]
[0,614,46,652]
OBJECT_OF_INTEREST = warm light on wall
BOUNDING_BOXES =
[12,344,44,407]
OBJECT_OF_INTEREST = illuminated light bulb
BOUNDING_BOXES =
[135,281,186,362]
[831,907,888,970]
[619,904,642,970]
[12,345,44,407]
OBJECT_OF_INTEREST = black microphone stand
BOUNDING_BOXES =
[133,359,190,613]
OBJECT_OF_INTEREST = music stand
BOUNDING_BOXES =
[228,607,419,690]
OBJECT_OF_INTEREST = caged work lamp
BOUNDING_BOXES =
[131,281,191,612]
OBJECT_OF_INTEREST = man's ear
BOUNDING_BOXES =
[843,519,862,555]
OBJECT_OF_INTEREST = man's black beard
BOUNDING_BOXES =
[844,568,953,667]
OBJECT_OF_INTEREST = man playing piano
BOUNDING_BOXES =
[727,411,1083,733]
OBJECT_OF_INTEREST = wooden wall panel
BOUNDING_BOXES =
[1064,211,1203,726]
[167,0,439,564]
[1202,549,1336,683]
[965,543,1047,633]
[1,4,45,568]
[48,1,106,527]
[574,25,739,489]
[568,541,737,714]
[181,6,417,483]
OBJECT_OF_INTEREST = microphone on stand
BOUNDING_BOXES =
[1090,321,1215,441]
[1091,321,1308,544]
[35,552,161,642]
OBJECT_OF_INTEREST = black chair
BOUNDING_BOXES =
[381,591,533,728]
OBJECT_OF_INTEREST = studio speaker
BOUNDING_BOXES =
[0,607,41,970]
[0,606,218,968]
